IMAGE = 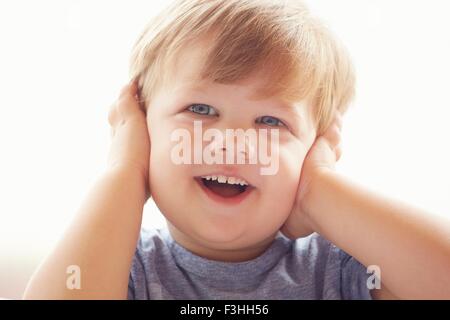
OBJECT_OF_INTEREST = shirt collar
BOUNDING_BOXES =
[161,228,293,288]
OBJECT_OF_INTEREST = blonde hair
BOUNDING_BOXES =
[129,0,356,135]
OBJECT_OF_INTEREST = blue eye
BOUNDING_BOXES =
[187,104,218,116]
[257,116,286,127]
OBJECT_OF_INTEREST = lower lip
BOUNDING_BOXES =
[194,178,254,206]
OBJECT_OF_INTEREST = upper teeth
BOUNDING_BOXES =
[201,175,249,186]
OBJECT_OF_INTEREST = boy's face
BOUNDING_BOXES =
[145,41,317,258]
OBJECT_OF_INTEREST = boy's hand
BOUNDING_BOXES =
[107,80,151,199]
[281,112,343,239]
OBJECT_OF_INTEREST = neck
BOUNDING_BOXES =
[167,223,276,262]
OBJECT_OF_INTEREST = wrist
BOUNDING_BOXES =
[106,162,150,200]
[300,168,335,232]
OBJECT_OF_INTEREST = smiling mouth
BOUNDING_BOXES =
[202,179,247,197]
[195,175,251,198]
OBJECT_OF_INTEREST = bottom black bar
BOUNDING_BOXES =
[0,300,448,318]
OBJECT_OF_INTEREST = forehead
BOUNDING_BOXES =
[167,39,286,103]
[162,38,316,133]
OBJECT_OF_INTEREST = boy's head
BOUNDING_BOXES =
[128,0,355,260]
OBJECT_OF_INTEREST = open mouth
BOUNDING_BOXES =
[195,175,251,199]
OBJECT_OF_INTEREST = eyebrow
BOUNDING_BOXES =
[182,82,302,109]
[269,100,306,123]
[271,99,315,135]
[179,82,307,126]
[271,100,301,114]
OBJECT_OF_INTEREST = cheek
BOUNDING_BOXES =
[147,117,191,199]
[263,143,307,208]
[264,166,300,215]
[278,141,307,180]
[149,150,192,225]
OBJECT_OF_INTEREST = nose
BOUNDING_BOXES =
[206,129,257,164]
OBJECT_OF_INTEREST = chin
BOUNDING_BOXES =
[187,216,249,245]
[193,219,282,250]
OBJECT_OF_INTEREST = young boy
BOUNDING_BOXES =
[24,0,450,300]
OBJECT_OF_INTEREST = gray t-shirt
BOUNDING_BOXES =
[128,227,373,300]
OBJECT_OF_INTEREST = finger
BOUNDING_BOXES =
[108,102,118,126]
[119,83,131,98]
[117,81,141,115]
[324,124,341,147]
[334,144,342,162]
[129,79,138,96]
[119,79,138,99]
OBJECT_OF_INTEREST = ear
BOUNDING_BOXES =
[135,85,147,114]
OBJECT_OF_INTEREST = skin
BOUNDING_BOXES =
[23,42,450,299]
[146,42,317,262]
[23,82,150,299]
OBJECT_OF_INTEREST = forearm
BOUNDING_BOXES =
[304,170,450,299]
[23,166,147,299]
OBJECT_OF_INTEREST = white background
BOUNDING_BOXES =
[0,0,449,299]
